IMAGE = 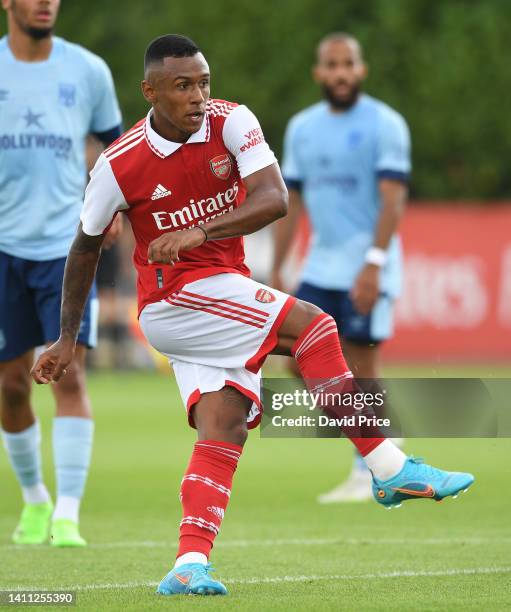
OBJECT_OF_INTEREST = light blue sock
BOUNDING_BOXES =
[53,417,94,501]
[2,421,43,487]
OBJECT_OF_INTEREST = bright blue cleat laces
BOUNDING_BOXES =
[156,563,228,596]
[372,457,475,509]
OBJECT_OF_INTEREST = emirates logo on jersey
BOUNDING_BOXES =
[209,154,232,180]
[255,288,276,303]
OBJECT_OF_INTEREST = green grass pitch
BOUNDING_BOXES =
[1,368,511,610]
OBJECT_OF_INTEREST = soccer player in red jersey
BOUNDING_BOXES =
[32,35,474,596]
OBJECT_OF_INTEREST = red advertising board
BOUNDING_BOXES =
[383,205,511,362]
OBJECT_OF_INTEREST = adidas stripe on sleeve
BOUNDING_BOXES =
[80,153,128,236]
[222,105,277,179]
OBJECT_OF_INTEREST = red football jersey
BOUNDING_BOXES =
[81,99,277,314]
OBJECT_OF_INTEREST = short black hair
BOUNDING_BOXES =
[144,34,201,72]
[316,32,363,62]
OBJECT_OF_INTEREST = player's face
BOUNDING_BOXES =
[142,53,211,142]
[314,40,367,110]
[3,0,60,39]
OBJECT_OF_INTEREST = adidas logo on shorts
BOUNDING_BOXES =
[151,184,172,200]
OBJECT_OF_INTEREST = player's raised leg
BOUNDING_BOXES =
[49,344,93,547]
[276,299,474,508]
[1,352,53,545]
[318,339,388,504]
[157,386,249,596]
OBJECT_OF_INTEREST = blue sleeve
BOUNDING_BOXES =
[376,110,411,182]
[92,124,123,146]
[281,117,303,192]
[88,56,122,134]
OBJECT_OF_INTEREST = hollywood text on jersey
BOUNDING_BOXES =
[0,133,73,159]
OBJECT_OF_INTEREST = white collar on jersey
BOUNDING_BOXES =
[143,109,210,158]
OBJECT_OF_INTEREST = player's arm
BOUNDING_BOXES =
[148,105,288,265]
[85,134,123,249]
[351,113,411,315]
[372,179,408,252]
[31,228,104,383]
[199,161,288,238]
[148,162,287,265]
[31,155,128,384]
[351,180,407,314]
[270,117,305,290]
[88,55,124,248]
[271,188,303,290]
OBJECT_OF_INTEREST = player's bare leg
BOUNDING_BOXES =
[1,351,37,432]
[157,386,250,596]
[275,299,474,508]
[0,351,53,544]
[48,344,93,547]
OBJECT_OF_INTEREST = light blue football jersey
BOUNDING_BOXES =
[282,94,411,298]
[0,36,121,260]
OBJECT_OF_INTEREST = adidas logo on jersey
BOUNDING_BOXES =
[207,506,225,520]
[151,184,172,200]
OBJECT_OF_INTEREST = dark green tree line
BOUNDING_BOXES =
[5,0,511,199]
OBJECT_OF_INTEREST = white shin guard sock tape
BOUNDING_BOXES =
[363,440,407,481]
[174,552,208,568]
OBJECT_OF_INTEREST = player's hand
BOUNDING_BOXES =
[103,214,123,250]
[147,227,206,265]
[31,337,76,384]
[350,264,380,315]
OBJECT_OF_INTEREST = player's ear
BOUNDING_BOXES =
[1,0,12,11]
[141,80,156,105]
[360,62,369,81]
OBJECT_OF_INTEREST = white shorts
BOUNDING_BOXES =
[139,273,295,429]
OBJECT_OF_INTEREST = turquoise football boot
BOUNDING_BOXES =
[373,457,474,509]
[156,563,228,596]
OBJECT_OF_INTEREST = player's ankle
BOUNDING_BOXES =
[363,439,407,481]
[22,483,51,505]
[174,552,208,568]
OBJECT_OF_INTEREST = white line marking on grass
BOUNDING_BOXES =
[4,536,511,551]
[2,566,510,592]
[233,566,511,585]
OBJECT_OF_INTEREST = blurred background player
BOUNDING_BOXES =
[0,0,122,546]
[272,32,410,502]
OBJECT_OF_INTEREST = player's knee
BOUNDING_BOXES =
[53,361,86,398]
[1,369,31,411]
[298,299,325,326]
[200,417,248,447]
[228,421,248,447]
[193,387,250,446]
[292,299,332,337]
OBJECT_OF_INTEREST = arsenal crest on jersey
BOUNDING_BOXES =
[255,288,276,303]
[209,154,232,180]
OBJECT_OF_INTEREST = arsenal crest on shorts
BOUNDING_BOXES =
[209,154,232,180]
[255,288,276,303]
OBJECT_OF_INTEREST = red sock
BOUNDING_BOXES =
[292,313,385,456]
[177,440,242,558]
